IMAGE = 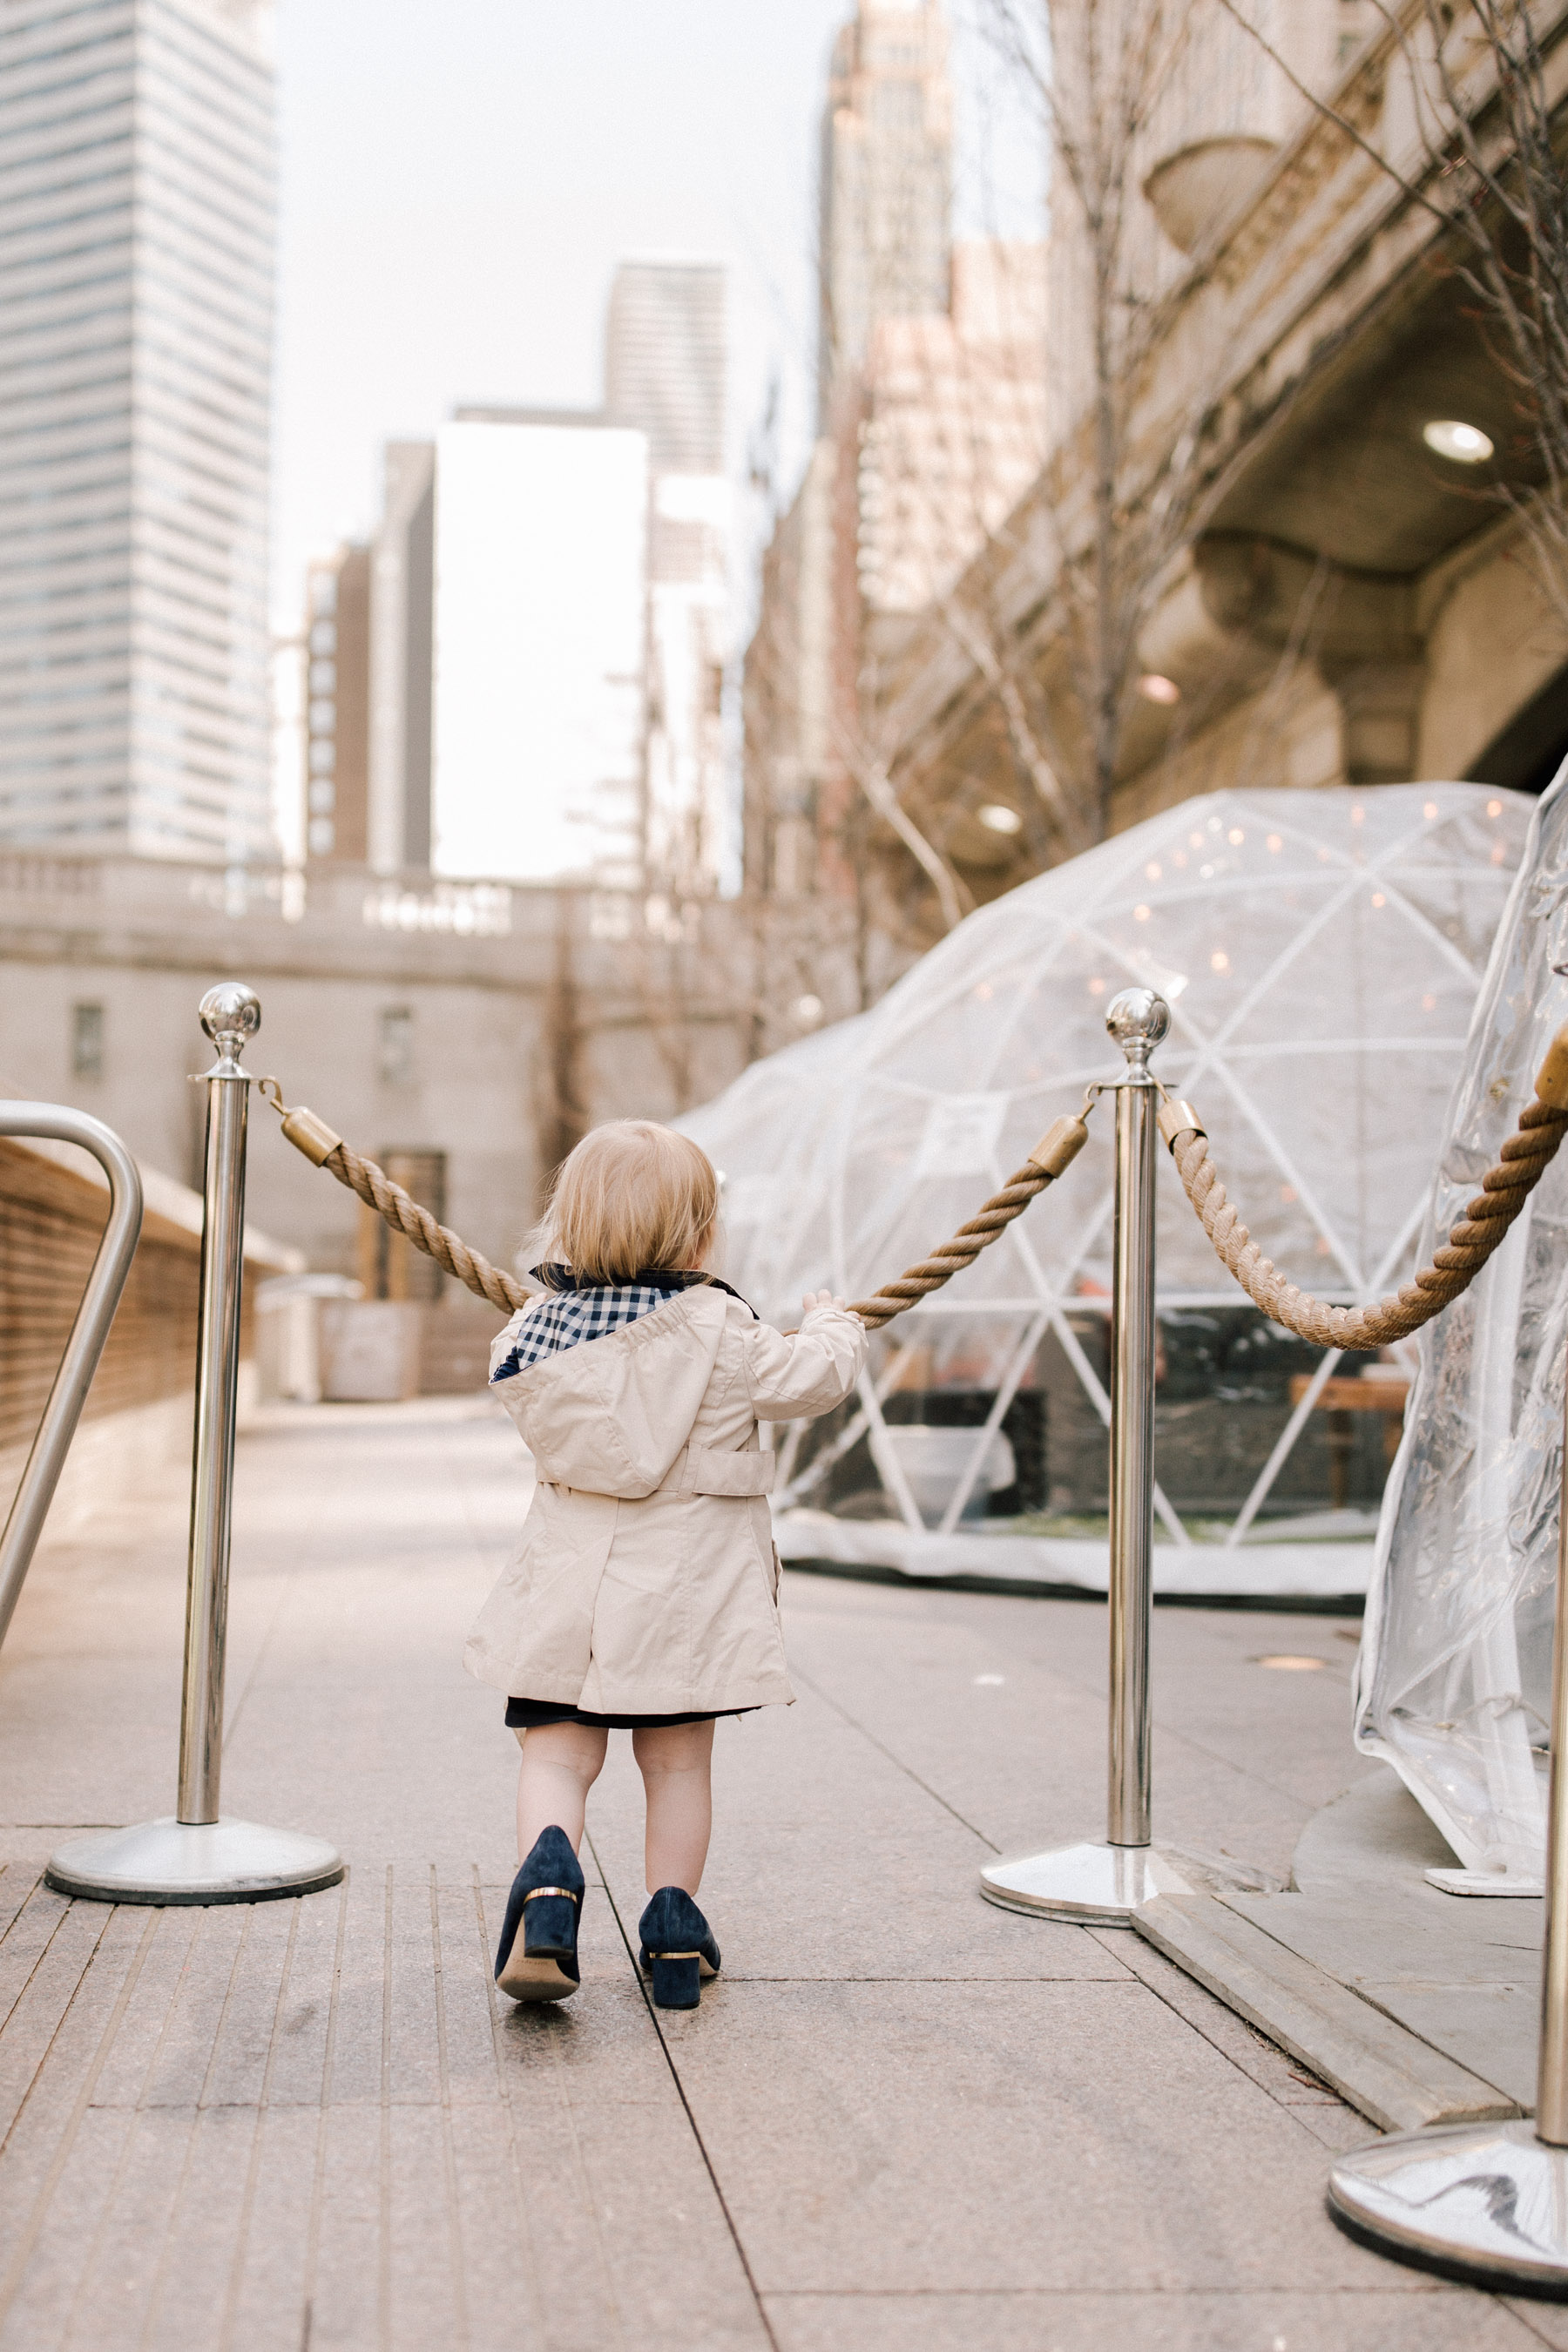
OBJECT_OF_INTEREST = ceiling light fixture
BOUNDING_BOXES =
[977,803,1023,835]
[1137,672,1180,706]
[1423,418,1494,464]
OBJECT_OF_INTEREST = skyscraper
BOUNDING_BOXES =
[302,544,370,865]
[368,442,436,875]
[0,0,276,863]
[606,260,732,895]
[605,260,725,475]
[818,0,951,421]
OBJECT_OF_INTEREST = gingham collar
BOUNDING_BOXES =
[490,1265,754,1383]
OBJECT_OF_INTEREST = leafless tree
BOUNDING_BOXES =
[978,0,1227,841]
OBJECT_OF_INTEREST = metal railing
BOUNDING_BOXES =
[0,1105,143,1649]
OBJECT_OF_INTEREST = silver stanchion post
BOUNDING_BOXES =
[48,986,343,1906]
[1325,1337,1568,2292]
[981,987,1188,1923]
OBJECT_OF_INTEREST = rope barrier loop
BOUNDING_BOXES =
[1160,1021,1568,1351]
[844,1112,1091,1330]
[257,1080,529,1315]
[257,1082,1095,1331]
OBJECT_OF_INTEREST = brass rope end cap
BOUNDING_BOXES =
[1028,1115,1088,1179]
[1158,1100,1206,1151]
[280,1105,343,1167]
[1535,1022,1568,1112]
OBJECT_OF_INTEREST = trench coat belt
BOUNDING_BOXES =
[655,1443,776,1498]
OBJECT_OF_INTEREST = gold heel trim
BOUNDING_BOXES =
[523,1885,580,1904]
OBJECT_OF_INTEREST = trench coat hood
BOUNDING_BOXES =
[493,1282,728,1498]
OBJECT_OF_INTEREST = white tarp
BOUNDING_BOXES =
[1356,769,1568,1883]
[682,784,1528,1598]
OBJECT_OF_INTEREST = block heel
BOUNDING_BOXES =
[650,1952,701,2008]
[496,1827,585,2004]
[638,1886,721,2011]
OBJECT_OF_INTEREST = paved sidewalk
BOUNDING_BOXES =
[0,1396,1562,2350]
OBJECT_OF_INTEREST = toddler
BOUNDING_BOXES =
[465,1119,866,2009]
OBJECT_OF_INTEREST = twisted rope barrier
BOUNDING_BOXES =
[1159,1020,1568,1351]
[256,1080,1091,1330]
[842,1117,1089,1330]
[263,1017,1568,1353]
[258,1081,530,1314]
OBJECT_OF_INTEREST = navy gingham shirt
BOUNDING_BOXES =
[490,1266,754,1382]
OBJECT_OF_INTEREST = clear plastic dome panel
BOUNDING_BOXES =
[684,785,1528,1598]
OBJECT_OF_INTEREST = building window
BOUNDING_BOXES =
[379,1006,415,1085]
[308,817,336,856]
[71,1001,104,1078]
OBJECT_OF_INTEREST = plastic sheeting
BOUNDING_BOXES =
[1356,771,1568,1883]
[681,783,1527,1598]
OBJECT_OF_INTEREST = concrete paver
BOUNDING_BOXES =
[0,1396,1550,2347]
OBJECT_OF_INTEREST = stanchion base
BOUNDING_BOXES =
[979,1839,1188,1923]
[1329,2119,1568,2298]
[1425,1866,1544,1897]
[45,1816,344,1906]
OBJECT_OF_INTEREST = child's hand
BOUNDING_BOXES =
[801,1288,847,1315]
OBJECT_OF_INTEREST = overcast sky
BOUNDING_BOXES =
[268,0,1045,630]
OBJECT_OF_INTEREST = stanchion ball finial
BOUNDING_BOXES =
[1105,987,1170,1060]
[199,983,261,1066]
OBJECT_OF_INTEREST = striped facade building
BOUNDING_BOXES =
[0,0,275,863]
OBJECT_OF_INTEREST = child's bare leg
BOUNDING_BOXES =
[516,1721,608,1861]
[632,1720,715,1895]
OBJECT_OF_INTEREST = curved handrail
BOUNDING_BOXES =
[0,1105,144,1650]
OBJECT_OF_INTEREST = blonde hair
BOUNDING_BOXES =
[540,1121,719,1284]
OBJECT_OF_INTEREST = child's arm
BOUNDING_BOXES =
[742,1296,868,1420]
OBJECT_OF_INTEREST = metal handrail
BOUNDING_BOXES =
[0,1105,144,1650]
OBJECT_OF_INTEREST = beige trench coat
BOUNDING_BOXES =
[463,1287,866,1715]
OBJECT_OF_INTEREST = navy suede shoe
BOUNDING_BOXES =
[496,1826,585,2003]
[638,1886,721,2010]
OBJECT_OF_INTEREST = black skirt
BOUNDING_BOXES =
[504,1697,750,1731]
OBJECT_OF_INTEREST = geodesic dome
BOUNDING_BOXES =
[1357,769,1568,1883]
[682,783,1528,1599]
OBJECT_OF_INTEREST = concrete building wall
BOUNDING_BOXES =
[1416,534,1568,787]
[0,854,875,1282]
